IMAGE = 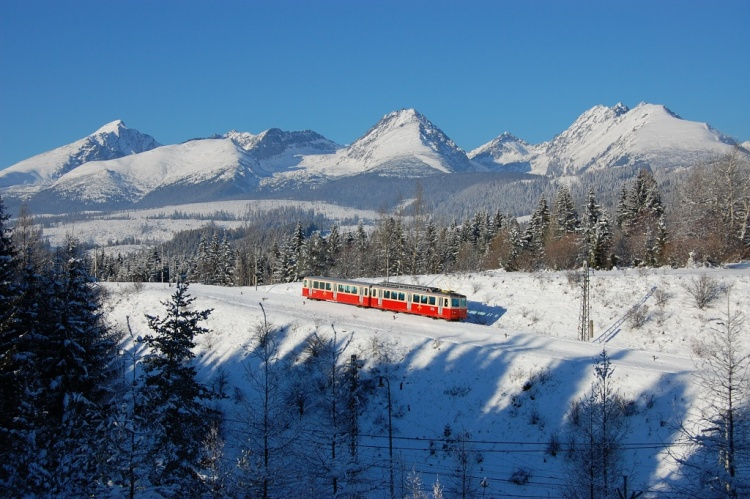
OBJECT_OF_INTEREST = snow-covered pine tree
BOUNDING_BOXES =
[0,194,18,347]
[1,250,59,495]
[2,238,118,496]
[326,224,341,272]
[304,232,327,277]
[355,221,368,276]
[219,235,235,286]
[0,196,20,491]
[524,196,551,253]
[424,219,440,274]
[48,238,120,494]
[138,281,215,494]
[291,221,305,281]
[582,187,613,269]
[193,234,210,284]
[553,185,580,235]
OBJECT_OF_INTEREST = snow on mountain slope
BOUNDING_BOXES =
[474,103,738,176]
[0,120,160,189]
[41,138,258,205]
[271,108,482,184]
[226,128,341,176]
[468,132,541,172]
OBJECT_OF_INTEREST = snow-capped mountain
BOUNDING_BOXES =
[339,108,478,175]
[38,138,258,207]
[0,120,160,190]
[268,108,481,186]
[469,132,540,172]
[226,128,340,176]
[471,103,738,176]
[1,104,744,211]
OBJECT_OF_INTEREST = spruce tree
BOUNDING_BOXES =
[553,186,580,235]
[0,196,20,491]
[138,281,214,493]
[583,187,613,269]
[3,238,118,496]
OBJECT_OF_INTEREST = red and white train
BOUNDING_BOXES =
[302,276,468,321]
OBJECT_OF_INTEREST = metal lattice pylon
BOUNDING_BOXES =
[578,261,592,341]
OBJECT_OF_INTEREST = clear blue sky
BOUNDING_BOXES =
[1,0,748,168]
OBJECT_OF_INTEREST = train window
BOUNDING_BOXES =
[352,286,357,293]
[413,294,419,303]
[326,283,332,291]
[451,298,459,307]
[304,279,308,287]
[313,281,319,289]
[460,298,467,308]
[364,288,368,296]
[421,295,428,304]
[429,296,436,306]
[444,298,449,307]
[398,292,405,301]
[384,290,391,299]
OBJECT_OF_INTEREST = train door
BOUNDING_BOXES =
[358,286,365,305]
[438,296,444,316]
[376,287,382,307]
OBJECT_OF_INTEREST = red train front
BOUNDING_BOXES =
[302,277,468,321]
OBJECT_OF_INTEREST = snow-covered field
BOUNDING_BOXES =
[39,200,381,249]
[102,265,749,497]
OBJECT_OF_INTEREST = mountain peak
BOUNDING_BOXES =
[612,103,629,116]
[93,120,127,136]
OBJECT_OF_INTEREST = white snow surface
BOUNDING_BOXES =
[47,138,255,203]
[0,120,161,189]
[39,199,382,248]
[472,103,738,175]
[272,108,480,183]
[103,264,750,496]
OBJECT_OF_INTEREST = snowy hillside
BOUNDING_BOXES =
[0,120,160,190]
[37,199,382,250]
[225,128,341,176]
[39,138,259,206]
[472,103,738,175]
[103,265,750,497]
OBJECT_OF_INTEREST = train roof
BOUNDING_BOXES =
[302,276,465,298]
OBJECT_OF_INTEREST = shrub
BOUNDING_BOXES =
[683,274,722,309]
[509,467,531,485]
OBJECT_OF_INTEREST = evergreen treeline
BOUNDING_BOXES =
[85,152,749,286]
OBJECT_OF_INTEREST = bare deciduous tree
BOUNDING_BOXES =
[672,297,750,497]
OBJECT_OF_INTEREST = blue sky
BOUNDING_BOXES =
[1,0,748,168]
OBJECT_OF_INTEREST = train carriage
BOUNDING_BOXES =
[302,276,468,321]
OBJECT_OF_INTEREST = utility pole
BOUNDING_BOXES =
[254,245,258,291]
[380,376,394,499]
[616,475,643,498]
[579,261,592,341]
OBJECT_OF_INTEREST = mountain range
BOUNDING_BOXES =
[0,103,744,211]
